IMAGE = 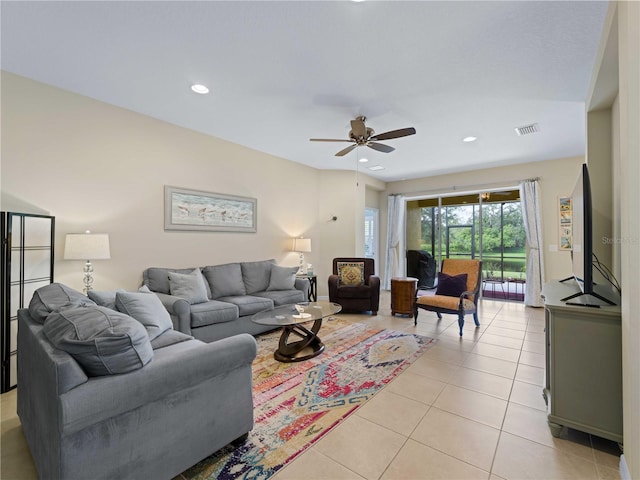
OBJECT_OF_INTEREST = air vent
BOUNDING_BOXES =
[515,123,540,136]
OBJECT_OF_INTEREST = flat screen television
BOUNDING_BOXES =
[561,163,616,306]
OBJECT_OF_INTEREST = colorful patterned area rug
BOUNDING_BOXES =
[183,317,437,480]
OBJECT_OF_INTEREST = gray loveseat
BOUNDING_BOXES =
[143,259,309,342]
[18,283,257,480]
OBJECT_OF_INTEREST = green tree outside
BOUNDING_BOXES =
[418,199,526,279]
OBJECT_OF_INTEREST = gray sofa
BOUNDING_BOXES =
[143,259,309,342]
[18,283,257,480]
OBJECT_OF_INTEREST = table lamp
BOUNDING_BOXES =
[64,231,111,293]
[292,237,311,275]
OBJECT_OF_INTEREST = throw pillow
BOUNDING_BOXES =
[202,263,247,299]
[241,259,276,294]
[168,269,209,304]
[29,283,96,324]
[266,264,298,291]
[43,305,153,376]
[115,291,173,341]
[337,262,365,286]
[87,289,125,310]
[435,272,468,297]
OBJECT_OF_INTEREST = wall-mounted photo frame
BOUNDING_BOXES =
[164,186,257,233]
[559,196,572,250]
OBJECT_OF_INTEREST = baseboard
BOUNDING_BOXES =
[619,454,631,480]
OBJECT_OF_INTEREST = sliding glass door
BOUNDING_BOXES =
[406,189,526,301]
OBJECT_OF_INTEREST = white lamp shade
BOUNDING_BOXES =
[292,237,311,253]
[64,233,111,260]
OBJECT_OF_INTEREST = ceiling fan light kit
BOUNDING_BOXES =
[310,116,416,157]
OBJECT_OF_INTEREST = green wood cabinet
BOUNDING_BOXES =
[542,280,622,444]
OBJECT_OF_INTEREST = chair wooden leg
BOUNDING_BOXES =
[414,308,419,326]
[458,314,464,336]
[436,312,442,319]
[473,312,480,326]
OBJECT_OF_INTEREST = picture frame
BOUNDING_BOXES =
[164,186,257,233]
[558,196,572,250]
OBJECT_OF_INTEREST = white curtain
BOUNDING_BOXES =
[384,194,405,289]
[519,179,545,307]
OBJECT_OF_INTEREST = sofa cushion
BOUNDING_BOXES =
[189,300,239,328]
[435,272,468,298]
[115,291,173,341]
[43,305,153,376]
[29,283,96,324]
[336,284,372,299]
[203,263,247,299]
[87,289,126,310]
[88,287,154,309]
[267,264,298,291]
[254,289,305,306]
[337,261,365,286]
[144,267,212,299]
[218,295,273,317]
[168,269,209,305]
[241,259,276,294]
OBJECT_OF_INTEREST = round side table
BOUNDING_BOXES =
[391,277,418,317]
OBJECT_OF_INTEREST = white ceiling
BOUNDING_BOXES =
[1,1,609,182]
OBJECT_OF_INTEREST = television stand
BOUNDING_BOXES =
[558,276,616,306]
[560,290,616,306]
[541,280,622,444]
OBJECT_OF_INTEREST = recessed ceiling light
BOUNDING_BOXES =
[191,84,209,94]
[463,136,477,143]
[358,157,369,163]
[368,165,385,171]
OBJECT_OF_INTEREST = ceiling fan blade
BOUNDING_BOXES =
[367,142,395,153]
[370,127,416,141]
[350,117,367,139]
[310,138,354,142]
[335,144,358,157]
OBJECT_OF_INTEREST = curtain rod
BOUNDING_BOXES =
[391,176,541,198]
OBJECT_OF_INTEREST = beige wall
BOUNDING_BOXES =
[586,108,614,271]
[378,156,585,285]
[586,3,640,476]
[0,73,311,294]
[0,72,382,298]
[616,1,640,477]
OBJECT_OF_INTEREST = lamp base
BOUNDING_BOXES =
[82,260,94,294]
[298,253,306,275]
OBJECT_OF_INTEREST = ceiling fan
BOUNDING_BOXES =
[310,116,416,157]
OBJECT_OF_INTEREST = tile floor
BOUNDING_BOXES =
[1,292,623,480]
[272,292,622,480]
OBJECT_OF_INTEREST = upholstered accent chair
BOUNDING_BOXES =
[414,258,482,336]
[328,258,380,315]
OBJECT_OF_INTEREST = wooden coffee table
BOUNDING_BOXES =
[252,301,342,362]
